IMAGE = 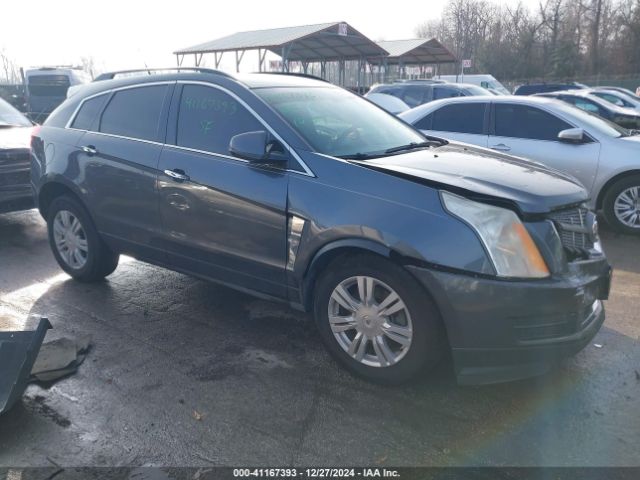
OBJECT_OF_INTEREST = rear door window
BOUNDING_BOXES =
[99,85,168,142]
[175,84,263,156]
[494,104,572,141]
[71,94,108,130]
[431,103,486,134]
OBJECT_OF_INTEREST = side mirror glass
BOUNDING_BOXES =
[558,128,585,143]
[229,131,288,164]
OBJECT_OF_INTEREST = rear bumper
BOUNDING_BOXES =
[0,187,35,214]
[407,257,612,385]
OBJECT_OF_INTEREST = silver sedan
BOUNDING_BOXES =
[400,95,640,234]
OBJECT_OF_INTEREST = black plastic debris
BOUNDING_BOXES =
[0,317,51,415]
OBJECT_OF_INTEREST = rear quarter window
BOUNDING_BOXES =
[70,94,108,130]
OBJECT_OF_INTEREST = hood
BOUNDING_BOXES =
[364,143,588,215]
[0,126,32,150]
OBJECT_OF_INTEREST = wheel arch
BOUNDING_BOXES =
[596,169,640,210]
[300,238,415,312]
[37,179,85,218]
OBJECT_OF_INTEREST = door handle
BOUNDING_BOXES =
[81,145,98,155]
[164,169,190,182]
[490,143,511,152]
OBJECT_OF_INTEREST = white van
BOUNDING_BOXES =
[24,67,91,122]
[435,74,510,95]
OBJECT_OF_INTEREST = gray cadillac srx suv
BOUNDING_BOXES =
[31,69,612,385]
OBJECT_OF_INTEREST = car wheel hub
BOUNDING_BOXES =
[53,210,89,269]
[614,186,640,228]
[328,276,413,368]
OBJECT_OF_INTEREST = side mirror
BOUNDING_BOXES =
[229,131,288,164]
[558,128,585,143]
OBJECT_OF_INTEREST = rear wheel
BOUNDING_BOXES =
[602,175,640,235]
[313,254,445,384]
[47,196,119,281]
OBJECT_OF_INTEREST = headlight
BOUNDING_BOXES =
[441,191,550,278]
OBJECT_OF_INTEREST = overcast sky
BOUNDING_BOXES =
[2,0,539,74]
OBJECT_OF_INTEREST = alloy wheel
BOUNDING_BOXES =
[613,186,640,229]
[327,276,413,368]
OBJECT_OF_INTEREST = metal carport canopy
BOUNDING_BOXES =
[173,21,389,61]
[374,38,457,64]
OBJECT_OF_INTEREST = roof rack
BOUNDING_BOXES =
[394,79,445,84]
[93,67,233,82]
[253,72,329,83]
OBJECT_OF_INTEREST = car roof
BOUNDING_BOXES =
[69,71,333,103]
[398,94,566,120]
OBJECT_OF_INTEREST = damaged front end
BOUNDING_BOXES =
[0,317,51,415]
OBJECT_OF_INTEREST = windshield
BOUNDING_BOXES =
[463,85,493,96]
[489,83,511,95]
[27,74,70,97]
[0,98,31,127]
[555,101,630,137]
[255,87,426,158]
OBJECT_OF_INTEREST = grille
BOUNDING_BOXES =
[548,206,594,253]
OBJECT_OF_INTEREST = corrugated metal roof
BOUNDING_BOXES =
[174,22,388,61]
[375,39,457,64]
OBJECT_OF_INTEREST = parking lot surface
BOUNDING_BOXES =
[0,210,638,467]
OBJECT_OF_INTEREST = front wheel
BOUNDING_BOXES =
[602,175,640,235]
[47,195,119,281]
[313,255,445,384]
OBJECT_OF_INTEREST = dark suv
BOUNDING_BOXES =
[31,69,611,385]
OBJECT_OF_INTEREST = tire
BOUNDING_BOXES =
[313,254,445,384]
[602,175,640,235]
[47,195,119,281]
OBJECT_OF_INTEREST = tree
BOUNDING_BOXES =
[414,0,636,81]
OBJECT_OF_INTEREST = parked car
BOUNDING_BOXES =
[537,90,640,130]
[592,86,640,101]
[0,98,34,214]
[435,74,510,95]
[513,82,586,95]
[365,92,410,114]
[24,67,91,123]
[400,95,640,234]
[32,69,611,385]
[365,81,491,109]
[587,88,640,111]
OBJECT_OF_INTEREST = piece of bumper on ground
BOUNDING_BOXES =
[0,317,51,415]
[407,258,611,385]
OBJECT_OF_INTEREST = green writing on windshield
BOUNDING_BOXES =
[184,96,238,116]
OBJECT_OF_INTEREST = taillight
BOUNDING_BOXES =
[30,125,41,150]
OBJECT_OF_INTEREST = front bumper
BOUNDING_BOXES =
[407,257,612,385]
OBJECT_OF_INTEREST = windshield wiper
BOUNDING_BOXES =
[384,140,443,154]
[337,152,385,160]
